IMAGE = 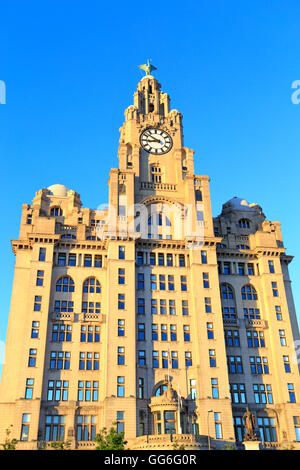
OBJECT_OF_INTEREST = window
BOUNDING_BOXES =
[203,272,209,288]
[164,411,176,434]
[151,299,157,315]
[118,319,125,336]
[79,352,99,370]
[138,323,145,341]
[150,274,157,290]
[162,351,169,369]
[78,381,99,402]
[170,325,177,341]
[166,254,173,266]
[119,269,126,285]
[58,252,66,266]
[137,273,144,289]
[224,330,240,347]
[52,323,72,342]
[68,253,76,266]
[138,350,146,366]
[118,294,125,310]
[207,323,214,339]
[283,355,291,373]
[272,282,279,297]
[31,321,40,339]
[190,379,197,399]
[214,413,223,439]
[80,325,100,342]
[50,207,63,216]
[81,301,100,314]
[211,378,219,399]
[205,297,212,313]
[158,253,164,266]
[209,349,216,367]
[182,300,189,316]
[169,299,176,315]
[183,325,190,342]
[233,417,245,442]
[136,252,143,265]
[243,308,260,319]
[137,298,145,314]
[76,415,97,441]
[47,380,69,402]
[119,246,125,260]
[238,218,250,229]
[161,324,167,341]
[56,276,75,293]
[179,254,185,267]
[268,260,275,273]
[247,330,265,348]
[36,270,44,286]
[222,307,237,319]
[50,351,70,370]
[83,277,101,294]
[138,379,144,399]
[253,384,273,404]
[220,284,234,299]
[293,417,300,442]
[34,296,42,312]
[28,349,37,367]
[153,351,159,368]
[247,263,254,275]
[241,284,257,300]
[185,351,192,367]
[149,253,156,266]
[230,383,246,403]
[118,347,125,365]
[258,417,277,442]
[45,415,65,442]
[116,412,125,434]
[180,276,187,291]
[279,330,287,346]
[275,306,282,321]
[227,356,243,374]
[201,250,207,264]
[238,263,245,276]
[223,262,231,275]
[152,324,158,340]
[25,378,34,399]
[20,414,30,441]
[160,299,166,315]
[168,275,174,291]
[249,356,269,375]
[39,248,46,261]
[27,214,32,224]
[288,383,296,403]
[117,377,125,397]
[159,275,166,290]
[171,351,178,369]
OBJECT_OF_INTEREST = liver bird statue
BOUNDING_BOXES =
[138,59,157,76]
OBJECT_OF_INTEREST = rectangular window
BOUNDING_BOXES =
[185,351,192,367]
[52,323,72,342]
[84,255,92,267]
[283,355,291,373]
[201,251,207,264]
[247,330,265,348]
[171,351,178,369]
[118,347,125,365]
[47,380,69,402]
[279,330,287,346]
[80,325,99,343]
[159,275,166,290]
[68,253,76,266]
[275,305,282,321]
[247,263,254,275]
[158,253,164,266]
[28,349,37,367]
[179,254,185,267]
[227,356,243,374]
[118,319,125,336]
[34,295,42,312]
[205,297,212,313]
[81,301,100,314]
[182,300,189,316]
[183,325,190,342]
[249,356,269,375]
[45,415,65,442]
[152,324,158,341]
[190,379,197,399]
[136,252,143,265]
[94,255,102,267]
[166,254,173,266]
[180,276,187,291]
[230,383,246,403]
[161,324,167,341]
[118,294,125,310]
[160,299,166,315]
[76,415,97,442]
[138,379,144,399]
[203,272,209,288]
[119,246,125,260]
[168,275,174,291]
[137,323,145,341]
[214,413,223,439]
[39,248,46,261]
[117,377,125,397]
[57,252,66,266]
[223,262,231,275]
[238,263,245,275]
[151,299,157,315]
[20,414,30,441]
[25,378,34,399]
[288,383,296,403]
[211,378,219,399]
[153,351,159,368]
[207,323,214,339]
[119,268,125,285]
[150,274,157,290]
[31,321,40,339]
[50,351,70,370]
[170,324,177,341]
[257,417,277,443]
[117,411,125,433]
[36,270,44,286]
[253,384,273,404]
[138,350,146,366]
[137,273,144,289]
[209,349,216,367]
[294,417,300,442]
[149,253,156,266]
[169,299,176,315]
[224,329,240,347]
[138,298,145,314]
[272,282,279,297]
[268,260,275,273]
[78,381,99,402]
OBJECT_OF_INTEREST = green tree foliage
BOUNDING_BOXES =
[1,426,17,450]
[94,424,127,450]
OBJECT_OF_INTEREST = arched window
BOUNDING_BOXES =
[50,207,63,217]
[56,276,75,293]
[150,165,162,183]
[155,383,168,396]
[220,283,234,300]
[238,219,250,229]
[241,284,258,301]
[83,277,101,294]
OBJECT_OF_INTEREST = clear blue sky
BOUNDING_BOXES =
[0,0,300,377]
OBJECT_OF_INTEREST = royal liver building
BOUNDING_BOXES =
[0,64,299,450]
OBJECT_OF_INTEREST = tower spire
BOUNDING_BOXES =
[138,59,157,76]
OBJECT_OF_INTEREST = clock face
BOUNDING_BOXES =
[140,127,173,155]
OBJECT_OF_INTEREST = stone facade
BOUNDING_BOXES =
[0,71,299,450]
